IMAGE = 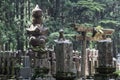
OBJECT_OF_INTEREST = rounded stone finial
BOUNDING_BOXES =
[58,29,65,41]
[59,29,64,33]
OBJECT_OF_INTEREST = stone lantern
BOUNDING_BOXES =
[26,5,49,79]
[26,5,48,58]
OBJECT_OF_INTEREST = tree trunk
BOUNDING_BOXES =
[54,0,60,20]
[28,0,30,20]
[17,0,24,51]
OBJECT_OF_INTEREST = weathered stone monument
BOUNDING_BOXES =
[94,40,117,80]
[54,29,73,72]
[86,48,98,77]
[26,5,48,59]
[72,24,116,79]
[48,48,56,74]
[20,56,31,79]
[26,5,49,79]
[54,29,76,80]
[0,51,22,79]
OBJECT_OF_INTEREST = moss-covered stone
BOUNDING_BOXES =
[53,71,76,80]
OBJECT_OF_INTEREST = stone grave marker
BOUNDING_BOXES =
[20,56,32,79]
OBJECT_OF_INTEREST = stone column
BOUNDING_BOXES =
[97,40,113,67]
[55,40,73,72]
[22,56,30,67]
[54,29,73,73]
[20,56,31,79]
[94,40,116,80]
[0,53,2,74]
[54,30,76,80]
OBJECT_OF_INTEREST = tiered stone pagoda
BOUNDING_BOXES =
[26,5,48,58]
[26,5,49,79]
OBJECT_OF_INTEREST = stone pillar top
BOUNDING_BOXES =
[32,4,42,24]
[58,29,65,41]
[32,4,42,13]
[54,29,72,44]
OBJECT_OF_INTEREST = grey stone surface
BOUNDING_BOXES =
[97,40,113,67]
[94,40,116,80]
[54,40,73,72]
[35,77,55,80]
[20,67,32,79]
[21,56,30,67]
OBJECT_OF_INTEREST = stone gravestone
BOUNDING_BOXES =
[54,29,76,80]
[22,56,30,67]
[20,56,31,79]
[94,40,117,80]
[54,30,73,73]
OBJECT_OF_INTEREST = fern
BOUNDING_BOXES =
[77,1,105,12]
[99,20,120,25]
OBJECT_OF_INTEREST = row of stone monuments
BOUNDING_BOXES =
[0,4,118,80]
[25,4,117,80]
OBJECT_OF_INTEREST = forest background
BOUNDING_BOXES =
[0,0,120,57]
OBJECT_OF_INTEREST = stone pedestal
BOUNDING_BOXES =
[94,40,117,80]
[20,67,31,79]
[97,40,113,67]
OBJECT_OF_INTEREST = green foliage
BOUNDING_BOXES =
[77,0,105,12]
[113,70,120,76]
[79,23,94,27]
[47,27,76,45]
[99,20,120,28]
[0,0,120,51]
[99,20,120,25]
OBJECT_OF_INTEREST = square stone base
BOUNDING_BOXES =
[94,74,117,80]
[20,67,32,79]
